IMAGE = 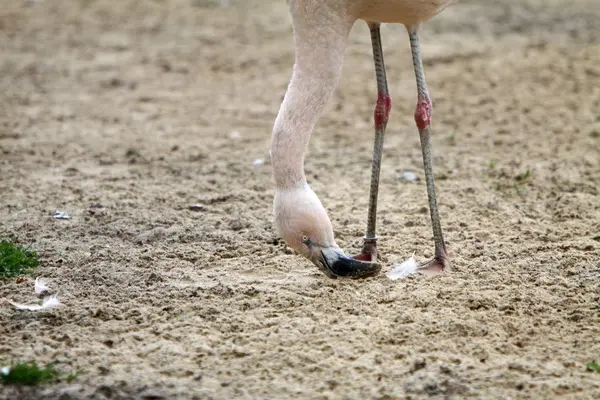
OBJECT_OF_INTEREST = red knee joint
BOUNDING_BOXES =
[374,90,391,129]
[414,96,432,130]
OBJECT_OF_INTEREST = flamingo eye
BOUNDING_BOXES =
[301,235,310,245]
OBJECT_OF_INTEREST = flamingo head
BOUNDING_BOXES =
[273,185,380,278]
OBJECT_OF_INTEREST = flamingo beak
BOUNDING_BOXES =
[316,247,381,279]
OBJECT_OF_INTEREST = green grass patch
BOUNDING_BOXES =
[0,361,80,386]
[0,239,40,279]
[586,360,600,373]
[0,361,59,385]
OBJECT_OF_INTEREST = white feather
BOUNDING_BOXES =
[34,277,50,295]
[387,255,419,280]
[9,296,61,311]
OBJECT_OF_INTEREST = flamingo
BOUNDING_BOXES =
[271,0,452,278]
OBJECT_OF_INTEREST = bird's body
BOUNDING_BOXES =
[358,0,452,24]
[287,0,452,25]
[272,0,452,277]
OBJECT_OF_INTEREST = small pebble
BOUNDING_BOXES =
[53,210,71,220]
[399,170,419,182]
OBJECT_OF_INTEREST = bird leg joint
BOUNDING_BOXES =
[414,96,432,130]
[374,90,391,130]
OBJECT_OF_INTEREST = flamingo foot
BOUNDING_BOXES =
[353,237,378,263]
[418,255,448,277]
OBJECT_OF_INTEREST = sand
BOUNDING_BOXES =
[1,0,599,399]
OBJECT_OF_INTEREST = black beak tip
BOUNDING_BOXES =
[326,255,381,279]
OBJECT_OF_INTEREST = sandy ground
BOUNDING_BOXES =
[1,0,599,399]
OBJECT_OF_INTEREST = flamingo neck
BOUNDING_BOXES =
[270,12,349,189]
[271,64,341,189]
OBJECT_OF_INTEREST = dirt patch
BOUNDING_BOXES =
[1,0,599,399]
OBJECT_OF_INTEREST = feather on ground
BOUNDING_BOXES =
[34,277,50,295]
[6,277,61,311]
[387,255,419,280]
[9,296,61,311]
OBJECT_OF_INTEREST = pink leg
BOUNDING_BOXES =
[408,27,449,275]
[354,22,391,263]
